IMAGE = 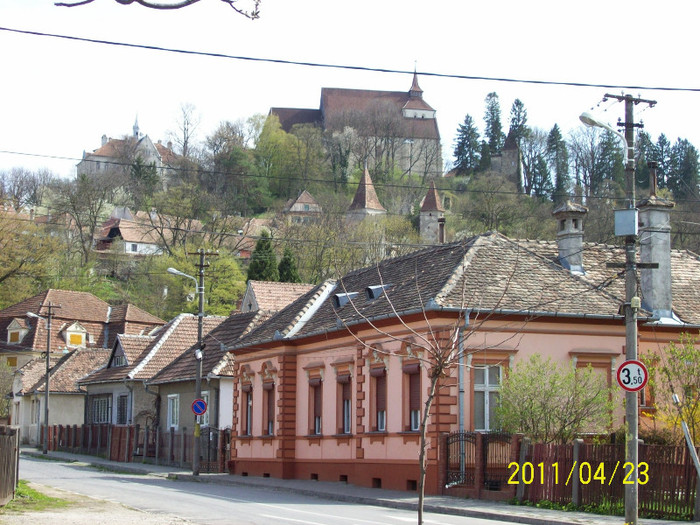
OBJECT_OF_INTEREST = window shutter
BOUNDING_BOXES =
[342,381,351,402]
[409,372,420,412]
[376,374,387,412]
[313,384,322,418]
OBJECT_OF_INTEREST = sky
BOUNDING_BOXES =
[1,0,698,178]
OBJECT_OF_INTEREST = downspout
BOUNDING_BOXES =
[458,311,471,433]
[123,378,134,425]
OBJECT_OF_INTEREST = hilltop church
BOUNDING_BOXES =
[270,73,443,180]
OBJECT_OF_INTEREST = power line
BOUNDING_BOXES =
[2,26,700,93]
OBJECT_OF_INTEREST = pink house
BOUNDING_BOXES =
[224,198,700,494]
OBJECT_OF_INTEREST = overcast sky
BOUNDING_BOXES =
[1,0,698,178]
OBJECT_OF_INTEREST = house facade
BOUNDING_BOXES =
[0,289,164,372]
[77,119,177,184]
[11,348,109,444]
[148,310,270,433]
[223,197,700,494]
[79,314,224,429]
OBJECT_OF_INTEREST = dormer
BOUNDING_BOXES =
[7,318,29,344]
[62,321,89,348]
[111,344,128,367]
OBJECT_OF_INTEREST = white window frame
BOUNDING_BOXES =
[167,394,180,430]
[474,365,501,431]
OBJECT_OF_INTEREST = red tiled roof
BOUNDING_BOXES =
[80,314,225,385]
[247,281,315,312]
[110,304,165,325]
[33,348,110,394]
[420,181,444,212]
[348,168,386,212]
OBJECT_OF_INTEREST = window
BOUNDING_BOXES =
[112,355,127,367]
[116,394,129,425]
[90,395,112,424]
[474,366,501,431]
[309,378,322,435]
[8,331,19,343]
[337,374,352,434]
[262,384,274,435]
[403,363,421,432]
[242,386,253,436]
[131,243,138,252]
[201,391,210,427]
[6,356,17,367]
[167,394,180,429]
[371,367,387,432]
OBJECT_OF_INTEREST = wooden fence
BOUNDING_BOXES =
[518,439,700,521]
[41,424,230,473]
[0,426,20,507]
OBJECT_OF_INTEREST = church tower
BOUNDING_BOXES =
[420,181,445,243]
[346,166,386,224]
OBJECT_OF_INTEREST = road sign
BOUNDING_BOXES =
[192,398,207,416]
[616,359,649,392]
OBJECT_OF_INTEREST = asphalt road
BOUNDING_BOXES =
[18,456,519,525]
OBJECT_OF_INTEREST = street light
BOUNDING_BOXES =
[27,307,55,455]
[168,266,205,476]
[579,111,633,167]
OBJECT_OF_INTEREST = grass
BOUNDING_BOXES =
[0,480,71,514]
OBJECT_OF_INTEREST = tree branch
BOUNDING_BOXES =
[55,0,261,19]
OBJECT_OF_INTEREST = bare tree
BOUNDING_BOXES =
[0,168,55,210]
[51,172,120,266]
[55,0,261,19]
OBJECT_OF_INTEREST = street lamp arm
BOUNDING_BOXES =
[579,111,632,165]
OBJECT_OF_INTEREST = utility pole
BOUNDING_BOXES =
[190,248,217,476]
[27,302,60,455]
[604,93,656,525]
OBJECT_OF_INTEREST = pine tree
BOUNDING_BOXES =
[508,99,529,146]
[278,246,301,283]
[246,230,279,281]
[546,124,570,205]
[483,92,504,155]
[452,114,481,176]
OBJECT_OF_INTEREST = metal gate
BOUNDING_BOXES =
[446,431,476,487]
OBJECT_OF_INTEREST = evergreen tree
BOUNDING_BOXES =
[653,133,673,189]
[278,246,301,283]
[668,139,700,200]
[247,230,279,281]
[530,154,554,199]
[477,141,492,172]
[546,124,570,205]
[635,131,654,190]
[483,92,504,155]
[508,98,530,146]
[452,114,481,176]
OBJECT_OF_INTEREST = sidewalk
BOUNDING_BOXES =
[20,447,681,525]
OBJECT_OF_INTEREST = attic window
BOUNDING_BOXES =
[366,284,392,300]
[332,292,358,308]
[8,331,20,344]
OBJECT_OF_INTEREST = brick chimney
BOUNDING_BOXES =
[638,162,676,321]
[552,201,588,275]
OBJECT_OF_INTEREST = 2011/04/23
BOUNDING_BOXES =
[507,461,649,485]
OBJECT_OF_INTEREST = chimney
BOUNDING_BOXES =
[552,201,588,274]
[638,161,676,321]
[101,134,108,146]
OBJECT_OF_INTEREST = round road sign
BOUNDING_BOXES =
[616,359,649,392]
[192,398,207,416]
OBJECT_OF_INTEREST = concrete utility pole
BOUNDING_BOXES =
[27,302,61,455]
[191,249,217,476]
[603,93,656,525]
[167,248,217,476]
